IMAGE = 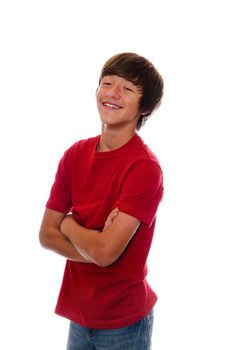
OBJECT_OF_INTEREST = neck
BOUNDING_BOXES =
[97,124,136,152]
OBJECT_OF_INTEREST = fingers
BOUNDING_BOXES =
[103,207,119,231]
[110,208,119,219]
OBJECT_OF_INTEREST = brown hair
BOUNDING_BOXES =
[99,52,164,130]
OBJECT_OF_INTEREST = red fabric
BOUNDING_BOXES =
[46,134,163,329]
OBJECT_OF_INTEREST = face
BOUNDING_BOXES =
[96,75,142,129]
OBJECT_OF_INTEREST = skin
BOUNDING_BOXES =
[39,75,142,267]
[96,75,142,151]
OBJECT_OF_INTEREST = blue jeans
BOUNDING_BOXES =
[66,309,154,350]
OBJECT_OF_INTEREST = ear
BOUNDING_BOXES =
[140,111,150,117]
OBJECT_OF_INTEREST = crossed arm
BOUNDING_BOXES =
[39,208,140,267]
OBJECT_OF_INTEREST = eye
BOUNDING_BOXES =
[124,86,133,92]
[101,80,112,86]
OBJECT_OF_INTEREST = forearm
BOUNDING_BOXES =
[41,228,91,262]
[60,212,140,267]
[60,218,101,264]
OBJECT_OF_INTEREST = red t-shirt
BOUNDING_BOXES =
[46,134,163,329]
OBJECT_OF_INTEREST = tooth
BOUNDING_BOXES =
[104,103,119,109]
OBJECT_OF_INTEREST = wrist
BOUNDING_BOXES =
[60,216,76,237]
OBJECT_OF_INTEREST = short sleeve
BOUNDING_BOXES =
[46,147,73,213]
[117,160,163,227]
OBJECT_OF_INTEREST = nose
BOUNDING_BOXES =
[106,84,121,99]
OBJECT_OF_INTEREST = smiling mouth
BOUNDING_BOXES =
[102,102,122,110]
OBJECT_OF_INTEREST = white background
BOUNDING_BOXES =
[0,1,231,349]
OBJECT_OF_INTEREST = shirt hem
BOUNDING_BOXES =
[55,298,158,330]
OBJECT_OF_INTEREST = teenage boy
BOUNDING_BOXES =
[39,52,164,349]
